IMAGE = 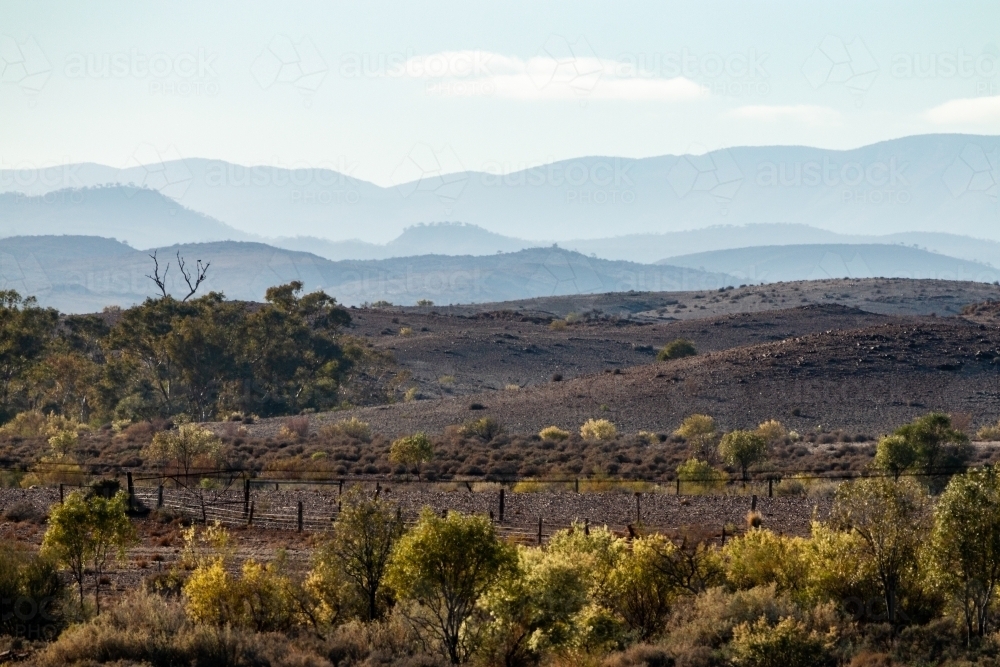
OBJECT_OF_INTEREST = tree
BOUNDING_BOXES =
[322,493,404,621]
[42,490,136,613]
[0,290,59,422]
[389,433,434,478]
[719,430,768,482]
[674,414,717,460]
[387,510,517,664]
[144,424,222,478]
[893,413,970,485]
[609,535,678,640]
[832,476,928,624]
[873,434,918,480]
[931,464,1000,642]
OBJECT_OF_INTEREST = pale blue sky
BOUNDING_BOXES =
[3,0,1000,185]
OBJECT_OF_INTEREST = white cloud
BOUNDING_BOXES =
[726,104,841,125]
[389,49,707,101]
[924,96,1000,124]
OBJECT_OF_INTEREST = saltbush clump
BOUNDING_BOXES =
[539,425,571,441]
[581,419,617,441]
[657,338,697,361]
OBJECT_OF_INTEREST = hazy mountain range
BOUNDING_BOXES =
[3,134,1000,244]
[0,236,732,313]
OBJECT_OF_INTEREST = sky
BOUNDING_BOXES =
[3,0,1000,186]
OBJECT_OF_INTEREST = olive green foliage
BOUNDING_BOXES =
[657,338,697,361]
[320,493,405,621]
[676,458,726,491]
[459,416,503,441]
[931,464,1000,641]
[874,434,918,480]
[889,413,970,486]
[42,490,137,613]
[143,424,222,476]
[832,476,928,624]
[0,281,355,426]
[719,430,769,481]
[389,432,434,477]
[386,509,518,664]
[0,545,64,637]
[674,414,717,459]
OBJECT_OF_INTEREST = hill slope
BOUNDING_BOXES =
[659,244,1000,284]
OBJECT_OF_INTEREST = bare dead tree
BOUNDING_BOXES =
[177,252,210,301]
[146,251,169,298]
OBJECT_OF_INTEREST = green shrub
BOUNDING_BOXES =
[657,338,697,361]
[320,417,372,443]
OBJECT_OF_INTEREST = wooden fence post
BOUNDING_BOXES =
[126,472,134,510]
[635,493,641,523]
[574,478,579,493]
[338,480,343,496]
[676,478,681,495]
[243,478,250,515]
[297,501,304,532]
[59,484,64,504]
[537,517,542,545]
[721,525,726,546]
[247,501,254,526]
[157,485,163,509]
[768,478,773,498]
[498,488,505,523]
[751,494,757,511]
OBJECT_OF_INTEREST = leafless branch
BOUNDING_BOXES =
[177,251,210,301]
[145,251,169,298]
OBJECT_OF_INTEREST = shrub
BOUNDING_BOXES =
[320,417,372,443]
[0,411,87,439]
[2,500,44,523]
[549,319,567,331]
[416,299,434,307]
[975,420,1000,441]
[756,419,786,445]
[539,426,571,441]
[676,458,725,492]
[724,529,809,593]
[657,338,697,361]
[730,616,833,667]
[581,419,617,441]
[460,417,503,441]
[389,433,434,477]
[399,327,413,336]
[279,415,310,439]
[674,414,717,459]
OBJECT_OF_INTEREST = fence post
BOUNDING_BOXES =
[676,478,681,495]
[297,501,304,533]
[574,478,579,493]
[635,493,641,523]
[59,484,64,504]
[338,480,343,496]
[498,488,505,523]
[126,472,134,510]
[243,478,250,516]
[721,525,726,546]
[537,517,543,545]
[768,478,773,498]
[751,494,757,512]
[157,485,163,509]
[584,519,590,536]
[247,501,254,527]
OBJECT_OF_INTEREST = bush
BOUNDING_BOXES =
[676,459,726,493]
[602,644,675,667]
[459,417,503,441]
[279,415,310,439]
[658,339,697,361]
[730,616,834,667]
[674,415,717,459]
[2,500,44,523]
[719,430,768,482]
[976,420,1000,441]
[581,419,617,441]
[320,417,372,443]
[756,420,786,445]
[539,426,571,441]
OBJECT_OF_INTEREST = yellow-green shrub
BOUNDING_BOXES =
[581,419,617,441]
[539,425,571,441]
